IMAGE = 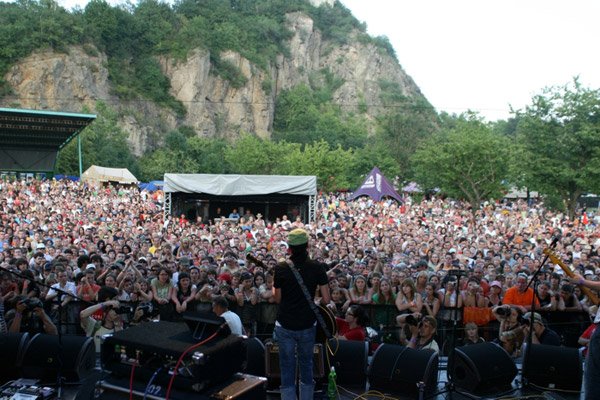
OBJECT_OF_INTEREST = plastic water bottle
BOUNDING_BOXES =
[327,366,337,399]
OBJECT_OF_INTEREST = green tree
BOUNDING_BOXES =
[224,133,298,175]
[284,140,355,192]
[412,114,511,212]
[56,102,139,176]
[515,78,600,218]
[273,84,368,149]
[138,149,185,181]
[186,137,231,174]
[376,81,438,181]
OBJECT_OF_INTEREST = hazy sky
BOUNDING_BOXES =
[51,0,600,121]
[340,0,600,121]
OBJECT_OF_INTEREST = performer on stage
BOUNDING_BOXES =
[569,273,600,400]
[273,228,330,400]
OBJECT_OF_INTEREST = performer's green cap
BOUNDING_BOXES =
[288,228,309,246]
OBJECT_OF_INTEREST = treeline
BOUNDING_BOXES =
[58,78,600,220]
[57,102,399,193]
[57,76,437,192]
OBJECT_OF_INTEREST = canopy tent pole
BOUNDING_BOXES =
[78,135,83,177]
[164,192,172,222]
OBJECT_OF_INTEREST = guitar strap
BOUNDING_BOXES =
[286,260,332,339]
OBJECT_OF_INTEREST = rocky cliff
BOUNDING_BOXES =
[1,10,424,156]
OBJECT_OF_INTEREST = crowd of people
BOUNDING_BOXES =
[0,177,599,361]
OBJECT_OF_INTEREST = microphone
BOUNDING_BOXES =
[550,233,561,248]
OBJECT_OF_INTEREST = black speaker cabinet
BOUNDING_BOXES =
[244,336,266,377]
[0,332,30,380]
[522,343,583,391]
[20,333,95,383]
[368,344,438,397]
[265,342,325,379]
[327,339,368,389]
[451,342,517,395]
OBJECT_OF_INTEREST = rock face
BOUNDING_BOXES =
[1,11,425,156]
[2,46,113,113]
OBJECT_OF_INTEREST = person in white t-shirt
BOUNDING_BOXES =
[212,295,242,336]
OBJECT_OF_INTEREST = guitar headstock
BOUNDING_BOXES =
[542,248,562,266]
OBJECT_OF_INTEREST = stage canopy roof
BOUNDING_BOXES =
[0,108,96,172]
[164,174,317,196]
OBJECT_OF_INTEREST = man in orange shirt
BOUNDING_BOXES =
[503,273,539,312]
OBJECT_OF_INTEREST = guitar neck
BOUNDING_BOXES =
[543,248,600,305]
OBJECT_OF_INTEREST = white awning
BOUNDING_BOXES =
[81,165,138,184]
[163,174,317,196]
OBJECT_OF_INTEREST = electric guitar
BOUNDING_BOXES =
[543,248,600,305]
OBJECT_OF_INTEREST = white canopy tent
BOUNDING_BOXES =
[163,174,316,196]
[81,165,138,185]
[163,173,318,222]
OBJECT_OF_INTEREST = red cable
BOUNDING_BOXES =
[129,361,137,400]
[164,330,219,400]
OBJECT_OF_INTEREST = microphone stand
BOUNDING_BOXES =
[522,238,558,388]
[0,266,92,399]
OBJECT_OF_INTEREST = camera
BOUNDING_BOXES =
[405,314,421,327]
[495,305,512,318]
[136,302,155,318]
[105,303,133,315]
[22,298,44,311]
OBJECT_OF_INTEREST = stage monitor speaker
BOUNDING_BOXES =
[0,332,30,380]
[327,339,368,389]
[21,333,95,383]
[243,337,266,377]
[368,344,438,397]
[451,342,517,396]
[522,343,582,391]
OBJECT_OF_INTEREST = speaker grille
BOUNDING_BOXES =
[451,343,517,395]
[20,333,95,383]
[368,344,438,397]
[327,339,368,388]
[522,344,582,391]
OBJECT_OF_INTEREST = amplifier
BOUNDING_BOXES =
[264,342,325,379]
[101,321,245,393]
